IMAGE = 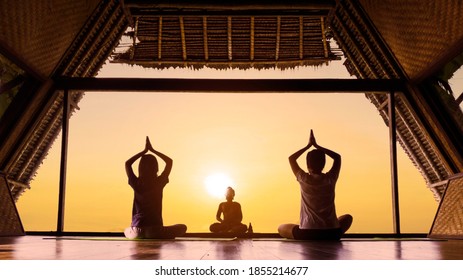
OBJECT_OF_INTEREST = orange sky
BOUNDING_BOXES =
[16,60,439,233]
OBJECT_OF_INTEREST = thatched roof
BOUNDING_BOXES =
[111,1,342,69]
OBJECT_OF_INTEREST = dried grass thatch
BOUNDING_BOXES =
[112,14,342,69]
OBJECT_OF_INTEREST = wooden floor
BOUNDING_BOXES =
[1,235,463,260]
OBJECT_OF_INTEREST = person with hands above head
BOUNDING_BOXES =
[278,130,352,240]
[124,136,187,239]
[210,186,248,235]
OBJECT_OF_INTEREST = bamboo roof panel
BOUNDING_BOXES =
[358,0,463,80]
[112,13,341,69]
[0,0,102,78]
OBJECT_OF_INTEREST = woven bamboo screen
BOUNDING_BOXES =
[0,174,24,236]
[429,173,463,239]
[0,0,101,77]
[359,0,463,80]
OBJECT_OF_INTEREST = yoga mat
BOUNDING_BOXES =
[252,237,444,242]
[43,236,237,241]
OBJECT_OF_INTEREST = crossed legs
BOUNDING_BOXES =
[124,224,187,239]
[278,214,353,240]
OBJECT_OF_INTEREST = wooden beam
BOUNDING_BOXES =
[275,16,281,61]
[125,0,333,17]
[0,41,45,82]
[299,16,304,60]
[456,92,463,105]
[250,17,255,61]
[338,4,390,78]
[112,58,338,67]
[13,107,61,182]
[57,90,70,235]
[128,10,330,17]
[396,98,446,181]
[83,13,128,77]
[428,180,449,189]
[0,79,51,172]
[0,75,25,95]
[227,16,232,61]
[320,17,328,59]
[7,179,30,191]
[330,26,368,79]
[54,77,407,93]
[179,16,187,61]
[344,1,405,79]
[334,13,379,78]
[125,0,335,13]
[388,91,401,235]
[158,16,163,60]
[130,17,139,61]
[63,0,115,76]
[202,17,209,61]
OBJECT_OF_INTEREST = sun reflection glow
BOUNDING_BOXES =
[204,173,234,199]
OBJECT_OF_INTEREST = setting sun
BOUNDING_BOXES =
[204,173,234,199]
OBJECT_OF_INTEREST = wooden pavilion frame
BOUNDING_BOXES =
[1,0,463,240]
[52,77,407,235]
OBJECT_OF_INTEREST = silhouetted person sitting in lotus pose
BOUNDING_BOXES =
[124,136,187,239]
[210,187,248,234]
[278,130,352,240]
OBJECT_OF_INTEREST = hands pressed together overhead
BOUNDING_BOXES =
[307,129,319,148]
[144,136,155,153]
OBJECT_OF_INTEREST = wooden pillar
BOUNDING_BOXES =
[57,90,70,235]
[388,91,401,234]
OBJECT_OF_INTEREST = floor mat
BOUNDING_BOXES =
[252,237,444,242]
[43,236,237,241]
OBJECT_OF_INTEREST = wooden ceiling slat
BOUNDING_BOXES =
[250,17,255,61]
[334,13,378,77]
[124,0,335,11]
[275,17,281,60]
[179,16,187,61]
[227,17,232,61]
[130,17,139,60]
[299,16,303,59]
[321,17,328,59]
[157,16,163,59]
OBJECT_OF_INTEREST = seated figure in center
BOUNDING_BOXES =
[210,187,248,234]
